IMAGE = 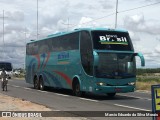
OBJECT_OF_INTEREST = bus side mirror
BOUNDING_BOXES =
[132,53,145,67]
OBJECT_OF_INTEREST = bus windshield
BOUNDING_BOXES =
[95,53,136,79]
[92,31,133,51]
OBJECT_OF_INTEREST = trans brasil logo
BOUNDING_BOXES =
[99,35,128,45]
[57,52,70,64]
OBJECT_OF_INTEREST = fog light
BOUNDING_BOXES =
[97,82,106,86]
[128,82,135,85]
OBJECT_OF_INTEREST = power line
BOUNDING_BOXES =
[68,1,160,29]
[69,12,115,29]
[119,1,160,13]
[29,1,160,37]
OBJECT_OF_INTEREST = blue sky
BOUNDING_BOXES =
[0,0,160,68]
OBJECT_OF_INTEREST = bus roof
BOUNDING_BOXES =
[27,27,128,44]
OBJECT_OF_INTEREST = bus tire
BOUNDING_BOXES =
[107,93,116,97]
[34,76,39,90]
[73,80,82,97]
[39,76,45,91]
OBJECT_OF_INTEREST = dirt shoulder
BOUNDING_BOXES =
[0,93,86,120]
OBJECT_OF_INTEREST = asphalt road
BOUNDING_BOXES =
[0,79,153,120]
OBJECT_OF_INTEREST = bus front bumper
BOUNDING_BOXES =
[94,85,135,94]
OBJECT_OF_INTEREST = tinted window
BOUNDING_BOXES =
[26,44,30,55]
[80,31,93,76]
[92,31,133,51]
[95,53,136,79]
[51,37,62,52]
[38,40,51,54]
[26,42,38,55]
[51,32,79,52]
[26,32,79,55]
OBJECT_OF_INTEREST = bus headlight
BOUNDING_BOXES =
[128,82,135,85]
[97,82,106,86]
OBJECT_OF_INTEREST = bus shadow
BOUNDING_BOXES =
[29,86,138,101]
[80,93,139,101]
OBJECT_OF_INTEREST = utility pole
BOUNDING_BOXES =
[37,0,39,40]
[0,10,9,61]
[24,27,27,45]
[2,10,5,61]
[115,0,118,28]
[67,18,69,31]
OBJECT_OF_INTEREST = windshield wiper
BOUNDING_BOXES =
[96,73,115,78]
[96,73,135,79]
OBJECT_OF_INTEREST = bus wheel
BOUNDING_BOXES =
[73,81,82,97]
[107,93,116,97]
[34,76,39,89]
[39,76,45,91]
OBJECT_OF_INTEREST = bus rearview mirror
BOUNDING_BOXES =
[132,53,145,67]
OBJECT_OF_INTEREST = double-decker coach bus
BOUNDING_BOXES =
[25,28,145,97]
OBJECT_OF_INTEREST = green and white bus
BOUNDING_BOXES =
[25,28,145,97]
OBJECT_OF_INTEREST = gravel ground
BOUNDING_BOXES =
[0,92,87,120]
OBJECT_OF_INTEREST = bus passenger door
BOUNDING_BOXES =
[80,31,94,92]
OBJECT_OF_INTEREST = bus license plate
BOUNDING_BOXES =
[115,88,121,92]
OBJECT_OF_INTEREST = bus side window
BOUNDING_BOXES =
[26,44,30,55]
[38,39,52,54]
[29,43,38,55]
[38,41,49,54]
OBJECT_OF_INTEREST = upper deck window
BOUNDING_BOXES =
[92,31,133,51]
[26,32,79,55]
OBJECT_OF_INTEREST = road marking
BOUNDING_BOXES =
[8,84,152,105]
[52,110,61,111]
[55,93,70,97]
[114,104,151,111]
[9,84,33,90]
[79,98,98,102]
[8,84,69,96]
[8,80,13,82]
[23,87,32,90]
[36,90,48,93]
[118,94,151,101]
[136,90,151,94]
[9,84,21,88]
[9,84,52,94]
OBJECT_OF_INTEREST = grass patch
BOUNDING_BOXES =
[136,81,158,91]
[137,76,160,82]
[136,75,160,91]
[12,74,25,80]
